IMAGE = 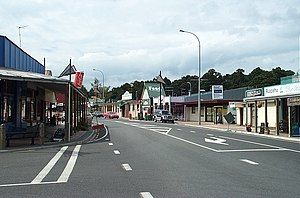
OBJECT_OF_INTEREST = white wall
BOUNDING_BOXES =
[256,101,276,128]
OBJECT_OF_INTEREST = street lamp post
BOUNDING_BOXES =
[180,29,201,125]
[187,82,192,96]
[93,69,105,101]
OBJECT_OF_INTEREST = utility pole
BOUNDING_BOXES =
[159,71,162,109]
[18,25,28,48]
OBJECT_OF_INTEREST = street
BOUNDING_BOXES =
[0,119,300,197]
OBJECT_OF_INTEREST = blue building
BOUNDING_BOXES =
[0,35,88,146]
[0,36,45,73]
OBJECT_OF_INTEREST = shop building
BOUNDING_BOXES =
[172,87,248,123]
[244,75,300,137]
[0,35,87,141]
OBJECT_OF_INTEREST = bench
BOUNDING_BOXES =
[5,124,40,147]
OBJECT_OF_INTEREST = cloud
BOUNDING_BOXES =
[0,0,299,90]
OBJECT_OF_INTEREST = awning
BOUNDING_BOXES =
[0,67,69,84]
[0,67,87,99]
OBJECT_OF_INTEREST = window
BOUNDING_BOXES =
[192,106,196,114]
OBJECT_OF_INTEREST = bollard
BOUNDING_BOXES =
[0,124,6,149]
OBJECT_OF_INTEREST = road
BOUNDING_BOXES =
[0,118,299,197]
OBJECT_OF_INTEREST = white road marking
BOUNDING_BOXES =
[205,137,228,145]
[240,159,259,165]
[166,128,172,134]
[31,146,68,184]
[108,143,113,146]
[207,134,214,136]
[177,129,182,131]
[165,133,219,152]
[121,164,132,171]
[114,150,120,155]
[57,145,82,182]
[190,130,196,133]
[218,135,282,149]
[0,181,66,188]
[219,148,287,153]
[105,138,109,141]
[140,192,154,198]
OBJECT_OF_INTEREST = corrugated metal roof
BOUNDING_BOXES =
[183,87,249,103]
[0,67,68,84]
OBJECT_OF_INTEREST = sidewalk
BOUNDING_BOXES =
[176,121,300,143]
[0,124,95,152]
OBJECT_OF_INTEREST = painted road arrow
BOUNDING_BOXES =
[204,137,228,145]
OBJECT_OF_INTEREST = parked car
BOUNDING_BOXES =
[104,112,119,119]
[153,109,175,123]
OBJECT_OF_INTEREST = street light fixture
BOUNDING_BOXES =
[93,68,105,101]
[180,29,202,125]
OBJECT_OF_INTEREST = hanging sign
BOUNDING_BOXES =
[73,71,84,88]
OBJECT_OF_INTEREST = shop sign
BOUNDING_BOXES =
[73,71,84,88]
[212,85,223,100]
[142,99,151,107]
[245,88,263,97]
[148,86,160,92]
[264,82,300,97]
[287,97,300,106]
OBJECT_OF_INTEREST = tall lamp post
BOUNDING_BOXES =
[93,68,105,101]
[187,82,192,96]
[180,29,202,125]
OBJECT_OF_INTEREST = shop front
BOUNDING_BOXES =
[244,81,300,137]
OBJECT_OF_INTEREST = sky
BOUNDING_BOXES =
[0,0,299,90]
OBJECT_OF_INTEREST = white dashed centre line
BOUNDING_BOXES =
[240,159,259,165]
[114,150,120,155]
[108,143,113,146]
[121,164,132,171]
[190,130,195,133]
[140,192,154,198]
[177,129,182,131]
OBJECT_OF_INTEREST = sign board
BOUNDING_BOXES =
[142,99,151,107]
[245,88,263,98]
[264,82,300,97]
[73,71,84,88]
[212,85,223,100]
[224,112,235,124]
[287,97,300,106]
[122,91,132,100]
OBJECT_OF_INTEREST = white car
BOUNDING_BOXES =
[153,110,175,123]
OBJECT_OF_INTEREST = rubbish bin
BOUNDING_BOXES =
[246,125,252,132]
[138,113,143,120]
[259,123,265,134]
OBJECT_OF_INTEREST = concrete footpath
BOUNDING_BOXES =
[0,123,108,152]
[176,121,300,143]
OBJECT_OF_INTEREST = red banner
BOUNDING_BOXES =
[74,71,84,88]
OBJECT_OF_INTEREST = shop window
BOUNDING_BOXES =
[192,106,196,114]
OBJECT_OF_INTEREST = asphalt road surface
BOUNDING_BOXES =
[0,118,300,198]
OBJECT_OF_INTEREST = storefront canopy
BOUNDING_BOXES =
[0,67,69,84]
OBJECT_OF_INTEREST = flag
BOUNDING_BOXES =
[58,64,77,78]
[73,71,84,88]
[156,74,166,84]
